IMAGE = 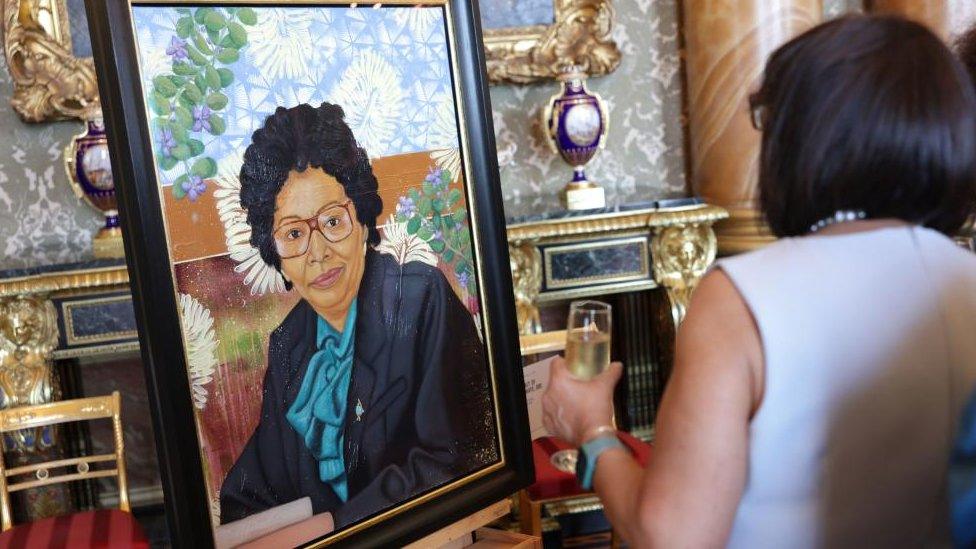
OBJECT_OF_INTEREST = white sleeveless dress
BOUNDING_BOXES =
[716,226,976,548]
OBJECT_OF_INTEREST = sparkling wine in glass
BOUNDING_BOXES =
[550,300,612,474]
[564,300,612,380]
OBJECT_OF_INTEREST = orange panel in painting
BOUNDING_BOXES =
[163,150,465,264]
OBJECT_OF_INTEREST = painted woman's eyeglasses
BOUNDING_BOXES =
[273,200,355,259]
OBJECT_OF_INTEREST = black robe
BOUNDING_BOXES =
[219,250,496,528]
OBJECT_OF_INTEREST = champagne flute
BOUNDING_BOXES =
[550,300,612,474]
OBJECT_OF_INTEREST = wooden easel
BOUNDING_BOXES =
[404,499,540,548]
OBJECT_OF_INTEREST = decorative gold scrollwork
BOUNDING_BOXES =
[3,0,100,122]
[0,295,59,453]
[651,223,718,326]
[484,0,621,84]
[508,241,543,334]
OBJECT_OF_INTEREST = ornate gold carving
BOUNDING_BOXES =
[0,296,59,454]
[484,0,621,84]
[2,0,99,122]
[0,265,129,299]
[651,223,718,326]
[508,241,542,334]
[506,204,728,242]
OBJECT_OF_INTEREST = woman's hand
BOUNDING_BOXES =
[542,356,623,447]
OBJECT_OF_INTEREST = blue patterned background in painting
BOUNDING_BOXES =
[132,5,459,187]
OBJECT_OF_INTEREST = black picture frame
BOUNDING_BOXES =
[85,1,532,546]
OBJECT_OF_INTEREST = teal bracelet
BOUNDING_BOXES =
[575,434,624,490]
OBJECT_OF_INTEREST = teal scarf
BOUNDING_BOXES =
[285,300,357,502]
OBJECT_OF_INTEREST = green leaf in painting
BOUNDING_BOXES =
[194,73,209,94]
[193,7,213,24]
[170,75,186,86]
[158,154,177,171]
[417,226,432,241]
[227,22,247,48]
[175,8,191,14]
[216,48,239,64]
[170,143,191,161]
[150,91,171,116]
[173,62,197,76]
[193,32,213,55]
[187,44,209,66]
[453,209,467,224]
[406,216,421,235]
[191,157,217,178]
[432,199,444,214]
[207,27,221,45]
[176,17,193,39]
[177,94,195,111]
[218,34,236,49]
[408,188,420,202]
[208,114,226,136]
[153,76,178,97]
[422,181,434,195]
[172,175,188,198]
[440,170,452,185]
[204,11,226,32]
[206,92,228,110]
[205,67,221,90]
[443,249,455,262]
[237,7,257,25]
[188,139,205,157]
[217,68,234,87]
[448,188,461,206]
[183,82,203,103]
[174,105,192,127]
[419,198,432,217]
[429,239,446,253]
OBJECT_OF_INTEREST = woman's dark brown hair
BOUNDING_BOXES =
[751,15,976,237]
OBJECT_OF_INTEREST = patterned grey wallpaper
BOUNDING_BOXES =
[490,0,687,219]
[0,53,101,271]
[0,0,867,270]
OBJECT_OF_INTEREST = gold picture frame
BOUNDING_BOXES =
[2,0,99,122]
[483,0,621,84]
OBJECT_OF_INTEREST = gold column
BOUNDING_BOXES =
[683,0,822,254]
[869,0,976,42]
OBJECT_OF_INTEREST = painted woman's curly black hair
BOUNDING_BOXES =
[239,102,383,284]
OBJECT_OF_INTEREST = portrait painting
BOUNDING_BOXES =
[86,1,531,547]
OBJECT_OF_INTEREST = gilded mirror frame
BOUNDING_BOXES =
[483,0,621,84]
[2,0,99,122]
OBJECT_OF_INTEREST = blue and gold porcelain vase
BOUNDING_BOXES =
[543,65,609,210]
[65,116,124,258]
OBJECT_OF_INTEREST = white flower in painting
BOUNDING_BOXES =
[330,50,405,157]
[248,8,322,81]
[391,5,441,37]
[427,98,461,180]
[375,215,438,267]
[179,293,218,411]
[213,173,287,296]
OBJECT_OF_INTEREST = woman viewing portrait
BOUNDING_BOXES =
[218,102,495,528]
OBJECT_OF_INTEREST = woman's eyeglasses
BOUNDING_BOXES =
[273,201,355,259]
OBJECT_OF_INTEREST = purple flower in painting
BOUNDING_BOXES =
[192,106,212,132]
[397,196,416,218]
[433,229,443,241]
[166,37,188,61]
[158,127,177,156]
[182,175,207,201]
[456,271,469,288]
[425,167,444,187]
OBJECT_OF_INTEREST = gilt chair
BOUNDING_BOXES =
[0,391,148,547]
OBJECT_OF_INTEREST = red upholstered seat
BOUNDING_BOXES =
[0,509,148,549]
[527,432,652,501]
